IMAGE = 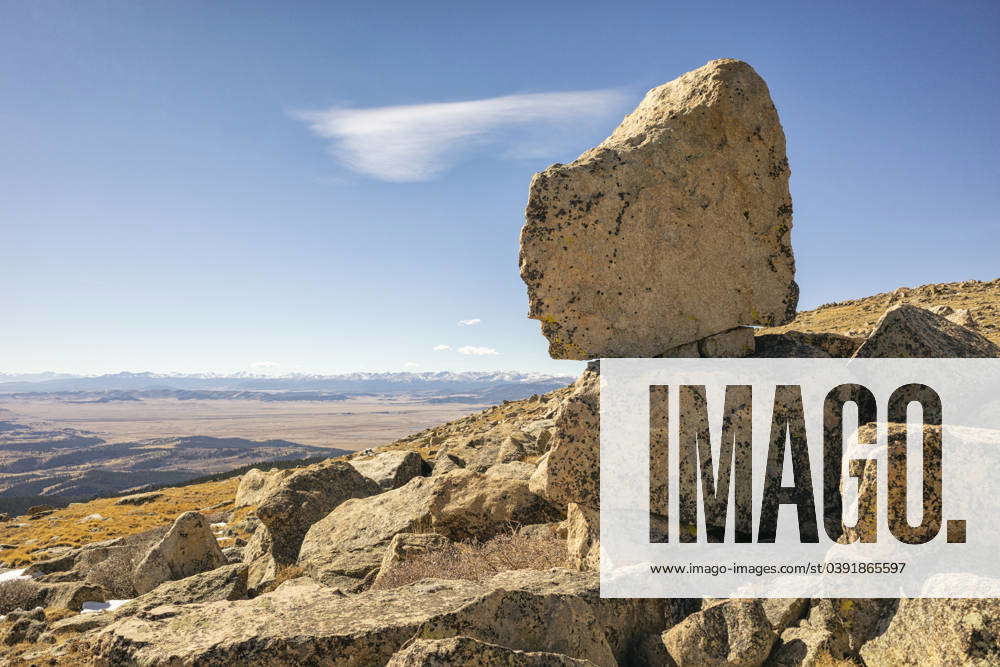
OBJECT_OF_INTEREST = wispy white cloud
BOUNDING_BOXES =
[458,318,481,326]
[432,344,451,351]
[458,346,499,356]
[295,89,628,182]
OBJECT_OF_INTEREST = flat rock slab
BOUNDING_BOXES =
[89,570,657,667]
[520,58,797,359]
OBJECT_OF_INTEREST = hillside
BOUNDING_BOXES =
[759,278,1000,344]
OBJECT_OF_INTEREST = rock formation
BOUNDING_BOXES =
[131,511,227,595]
[520,58,798,359]
[853,303,1000,358]
[349,450,426,490]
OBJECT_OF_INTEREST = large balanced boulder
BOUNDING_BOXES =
[519,58,797,360]
[131,511,227,595]
[853,304,1000,358]
[298,470,560,588]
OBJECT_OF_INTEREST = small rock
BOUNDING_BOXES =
[114,492,164,506]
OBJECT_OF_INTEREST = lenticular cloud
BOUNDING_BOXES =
[296,89,628,182]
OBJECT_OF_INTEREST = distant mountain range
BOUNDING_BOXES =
[0,371,575,401]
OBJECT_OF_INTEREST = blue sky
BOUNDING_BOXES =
[2,1,998,375]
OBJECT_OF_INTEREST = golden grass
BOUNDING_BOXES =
[0,478,238,568]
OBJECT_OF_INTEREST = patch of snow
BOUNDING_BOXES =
[0,568,30,582]
[82,599,131,613]
[210,522,227,531]
[78,513,104,522]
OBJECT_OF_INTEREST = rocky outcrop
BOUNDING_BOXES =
[298,470,559,588]
[234,468,292,508]
[350,450,426,490]
[532,368,600,508]
[520,58,797,360]
[859,599,999,665]
[116,563,248,617]
[385,636,597,666]
[252,462,380,566]
[754,330,863,358]
[90,569,663,666]
[853,304,1000,358]
[662,599,775,666]
[131,511,227,595]
[2,609,47,646]
[565,503,599,571]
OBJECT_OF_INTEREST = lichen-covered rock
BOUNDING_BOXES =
[662,598,775,667]
[534,369,600,507]
[234,468,291,508]
[254,462,381,565]
[768,624,843,666]
[90,570,660,667]
[802,598,892,658]
[485,461,536,480]
[41,581,108,611]
[754,330,863,358]
[660,326,756,358]
[131,511,227,595]
[298,471,558,587]
[566,503,599,572]
[115,563,248,618]
[761,598,808,634]
[853,304,1000,358]
[350,450,426,490]
[520,58,797,359]
[385,636,597,666]
[858,599,1000,665]
[48,612,115,636]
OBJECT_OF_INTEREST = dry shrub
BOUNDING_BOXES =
[0,579,43,614]
[85,547,140,599]
[372,530,566,591]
